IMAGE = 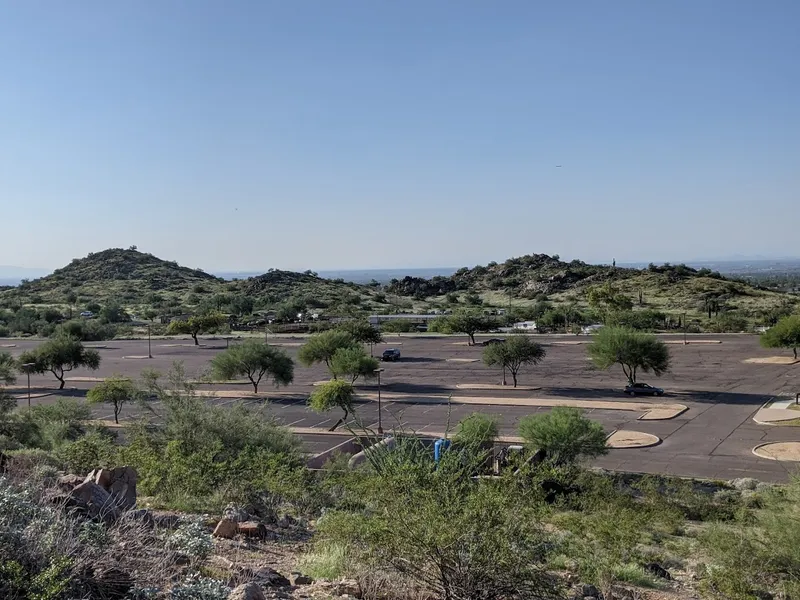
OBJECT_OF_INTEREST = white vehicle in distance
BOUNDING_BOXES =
[581,324,604,335]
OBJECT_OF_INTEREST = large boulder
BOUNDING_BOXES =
[69,481,120,523]
[212,518,238,539]
[229,582,266,600]
[85,466,138,509]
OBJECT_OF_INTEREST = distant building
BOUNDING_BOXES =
[512,321,538,331]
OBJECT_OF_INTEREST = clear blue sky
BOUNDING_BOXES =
[2,1,798,272]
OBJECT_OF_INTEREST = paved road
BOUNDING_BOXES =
[3,334,799,482]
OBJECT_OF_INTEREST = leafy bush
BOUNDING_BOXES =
[169,574,229,600]
[379,320,416,333]
[454,413,499,448]
[119,370,305,511]
[59,319,117,341]
[517,407,608,466]
[316,463,560,600]
[168,519,213,560]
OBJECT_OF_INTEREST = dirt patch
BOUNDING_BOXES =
[744,357,800,365]
[456,383,541,391]
[753,441,800,461]
[606,430,661,449]
[446,358,479,363]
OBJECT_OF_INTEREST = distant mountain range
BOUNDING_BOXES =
[3,258,800,288]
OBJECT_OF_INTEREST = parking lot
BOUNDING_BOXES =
[4,333,800,482]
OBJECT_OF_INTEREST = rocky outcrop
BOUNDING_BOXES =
[229,582,266,600]
[86,466,137,509]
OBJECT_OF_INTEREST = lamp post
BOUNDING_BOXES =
[21,363,35,408]
[147,323,152,358]
[374,368,384,435]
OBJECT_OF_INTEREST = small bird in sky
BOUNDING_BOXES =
[556,165,562,168]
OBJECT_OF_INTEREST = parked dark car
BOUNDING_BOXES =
[624,382,664,396]
[482,338,506,346]
[381,348,401,361]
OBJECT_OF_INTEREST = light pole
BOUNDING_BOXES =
[683,312,687,345]
[21,363,35,408]
[147,323,152,358]
[374,368,384,435]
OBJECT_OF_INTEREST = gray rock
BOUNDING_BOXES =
[730,477,759,491]
[223,503,251,523]
[581,583,599,597]
[289,572,313,586]
[70,481,120,523]
[229,582,266,600]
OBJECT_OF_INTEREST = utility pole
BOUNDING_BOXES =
[147,323,152,359]
[21,363,35,408]
[374,368,384,435]
[683,312,687,345]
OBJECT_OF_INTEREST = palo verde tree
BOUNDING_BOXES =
[18,335,101,389]
[760,314,800,360]
[166,312,226,345]
[587,326,670,385]
[86,376,141,424]
[443,311,493,346]
[210,340,294,393]
[517,406,608,466]
[308,379,355,431]
[338,320,383,355]
[482,336,546,387]
[298,329,360,371]
[329,346,380,384]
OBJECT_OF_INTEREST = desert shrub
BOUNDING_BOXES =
[518,407,608,466]
[118,373,306,512]
[379,320,415,333]
[298,542,352,580]
[0,325,9,338]
[698,478,800,599]
[168,519,213,560]
[315,455,560,600]
[169,574,229,600]
[59,319,117,341]
[454,413,498,448]
[57,430,118,474]
[551,501,657,597]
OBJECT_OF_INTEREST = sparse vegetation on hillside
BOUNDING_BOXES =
[1,249,796,336]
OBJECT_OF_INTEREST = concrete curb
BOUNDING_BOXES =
[753,441,800,462]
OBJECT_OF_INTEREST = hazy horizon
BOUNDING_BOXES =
[4,253,800,287]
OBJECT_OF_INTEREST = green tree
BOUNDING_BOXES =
[298,330,359,371]
[0,351,16,386]
[482,336,546,387]
[99,301,130,323]
[86,376,140,424]
[210,340,294,393]
[329,346,379,384]
[761,314,800,360]
[587,326,670,385]
[338,320,383,355]
[166,312,225,345]
[517,407,608,466]
[308,379,355,431]
[444,312,492,345]
[18,335,101,389]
